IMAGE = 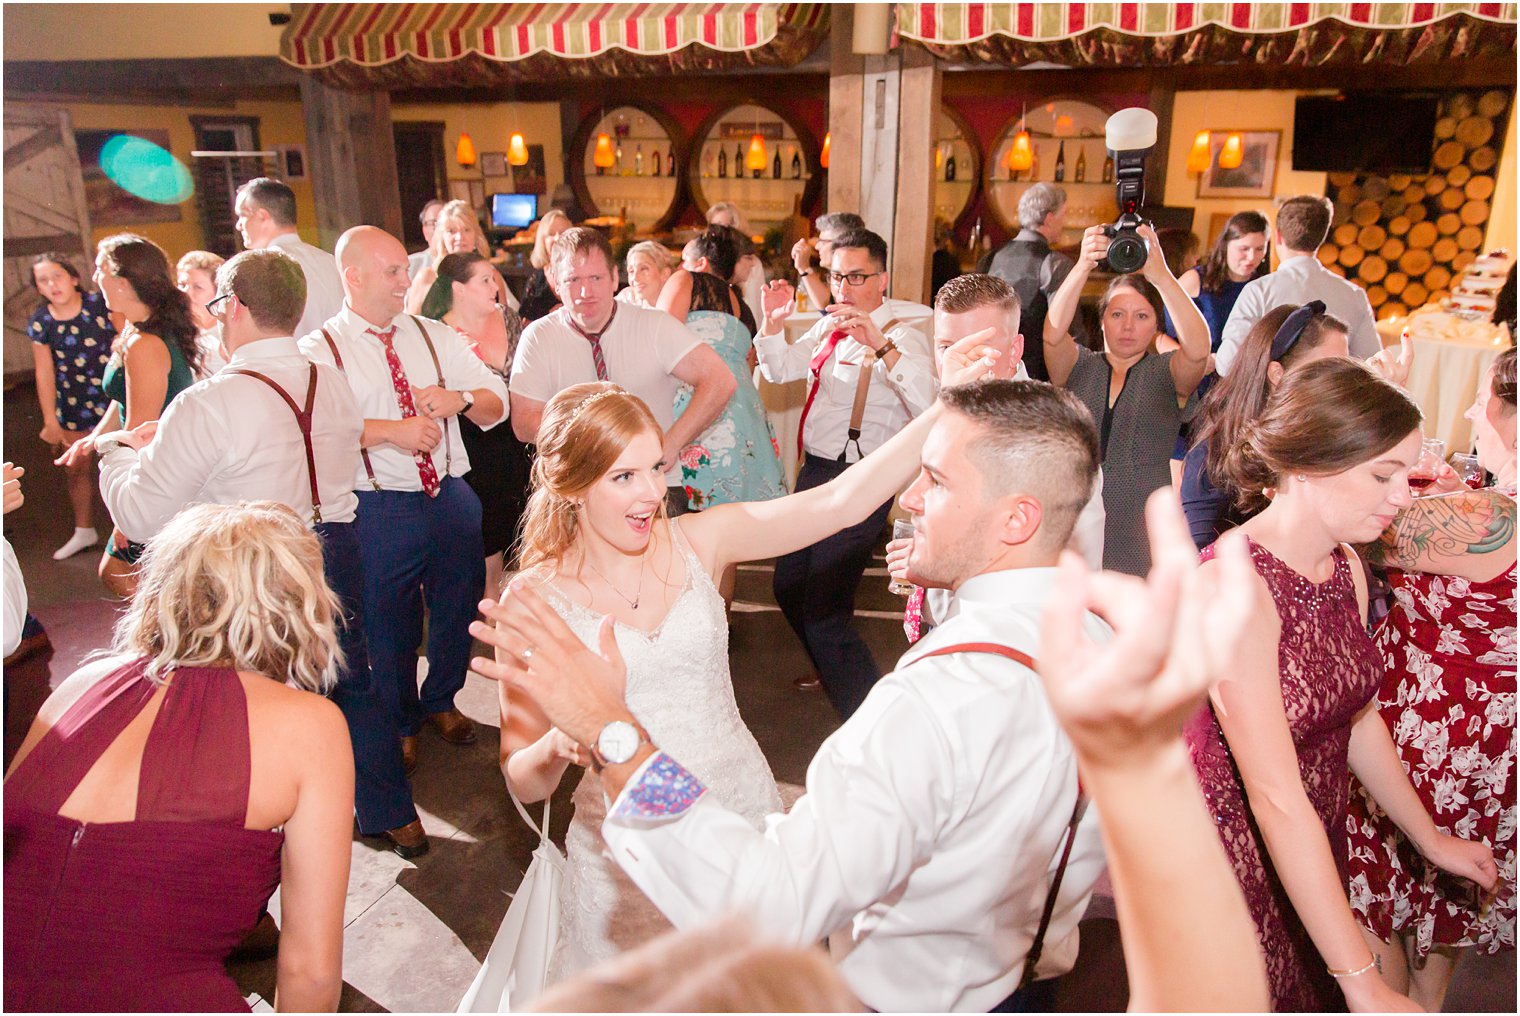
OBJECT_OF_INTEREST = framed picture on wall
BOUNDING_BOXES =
[1197,130,1281,199]
[480,151,508,177]
[277,144,307,180]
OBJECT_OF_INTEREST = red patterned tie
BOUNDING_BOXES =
[369,326,441,498]
[568,304,617,382]
[903,584,927,644]
[795,329,848,459]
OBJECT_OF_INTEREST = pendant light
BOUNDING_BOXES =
[820,132,831,170]
[1007,104,1033,174]
[593,132,616,171]
[1218,131,1245,170]
[1186,129,1213,173]
[747,132,767,173]
[508,132,530,166]
[455,133,478,168]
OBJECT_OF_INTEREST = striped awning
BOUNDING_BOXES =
[897,3,1518,65]
[281,3,829,86]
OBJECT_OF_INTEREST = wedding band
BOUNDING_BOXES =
[520,645,535,662]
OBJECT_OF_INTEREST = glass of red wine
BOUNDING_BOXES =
[1450,453,1486,490]
[1408,438,1447,494]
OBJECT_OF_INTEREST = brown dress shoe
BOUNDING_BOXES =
[428,707,478,744]
[401,735,419,776]
[383,819,430,859]
[793,672,822,692]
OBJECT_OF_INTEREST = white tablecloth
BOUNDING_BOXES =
[755,303,936,485]
[1378,312,1508,453]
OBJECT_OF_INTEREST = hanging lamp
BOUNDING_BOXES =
[1007,104,1033,174]
[593,132,616,172]
[455,133,478,167]
[1218,131,1245,170]
[820,132,831,169]
[747,132,767,173]
[508,132,529,167]
[1186,129,1213,173]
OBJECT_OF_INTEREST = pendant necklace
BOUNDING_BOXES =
[585,551,647,610]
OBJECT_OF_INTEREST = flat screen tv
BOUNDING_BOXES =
[490,193,538,230]
[1292,93,1439,173]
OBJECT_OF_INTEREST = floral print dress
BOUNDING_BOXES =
[27,291,117,432]
[1346,489,1516,957]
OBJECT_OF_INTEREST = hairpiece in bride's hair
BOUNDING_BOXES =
[570,387,626,426]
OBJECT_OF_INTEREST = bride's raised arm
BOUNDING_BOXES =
[686,330,1000,571]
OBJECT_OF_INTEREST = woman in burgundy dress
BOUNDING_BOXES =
[4,502,353,1012]
[1185,359,1498,1011]
[1347,348,1516,1009]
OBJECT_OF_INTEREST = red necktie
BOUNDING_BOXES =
[568,304,617,382]
[796,329,848,459]
[369,326,441,498]
[903,585,926,644]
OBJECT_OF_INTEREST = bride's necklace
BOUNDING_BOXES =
[584,551,647,610]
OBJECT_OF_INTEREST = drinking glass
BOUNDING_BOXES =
[889,519,915,596]
[1408,438,1447,493]
[1450,452,1486,489]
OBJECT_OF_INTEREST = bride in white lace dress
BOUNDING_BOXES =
[497,332,999,978]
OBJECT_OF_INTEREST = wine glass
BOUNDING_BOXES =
[888,519,915,596]
[1449,453,1486,489]
[1408,438,1447,493]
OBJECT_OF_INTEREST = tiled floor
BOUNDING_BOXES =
[4,383,1513,1012]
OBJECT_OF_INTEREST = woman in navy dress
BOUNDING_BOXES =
[26,252,118,561]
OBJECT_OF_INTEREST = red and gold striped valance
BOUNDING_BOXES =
[897,2,1517,65]
[281,3,829,87]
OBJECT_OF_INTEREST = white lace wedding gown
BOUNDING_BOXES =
[539,520,783,980]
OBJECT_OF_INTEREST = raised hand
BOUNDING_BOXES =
[1038,490,1262,770]
[1076,224,1110,271]
[1367,328,1415,388]
[938,327,1003,387]
[760,279,795,329]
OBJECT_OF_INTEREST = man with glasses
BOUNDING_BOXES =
[755,228,936,716]
[92,248,423,856]
[509,226,735,517]
[407,198,445,280]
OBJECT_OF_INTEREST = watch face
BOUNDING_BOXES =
[597,720,640,765]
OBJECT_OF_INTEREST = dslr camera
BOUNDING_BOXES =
[1101,108,1159,274]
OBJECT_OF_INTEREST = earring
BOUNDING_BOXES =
[1296,474,1308,482]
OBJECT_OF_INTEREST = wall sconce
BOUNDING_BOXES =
[820,132,831,169]
[1218,131,1245,170]
[1186,129,1213,173]
[508,132,529,166]
[593,132,616,174]
[746,133,767,174]
[455,133,477,167]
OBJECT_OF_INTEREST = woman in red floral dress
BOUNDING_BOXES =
[1348,348,1516,1010]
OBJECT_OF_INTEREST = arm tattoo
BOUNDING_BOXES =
[1369,492,1517,569]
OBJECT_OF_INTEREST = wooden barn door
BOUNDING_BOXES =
[3,104,93,377]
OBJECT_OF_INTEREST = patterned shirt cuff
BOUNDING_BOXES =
[610,751,707,823]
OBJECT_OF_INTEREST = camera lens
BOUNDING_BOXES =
[1106,233,1148,274]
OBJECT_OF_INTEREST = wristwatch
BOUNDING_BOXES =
[458,389,475,410]
[798,268,814,278]
[589,719,652,772]
[877,337,899,357]
[95,435,127,455]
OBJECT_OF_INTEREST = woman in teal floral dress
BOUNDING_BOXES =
[659,226,786,511]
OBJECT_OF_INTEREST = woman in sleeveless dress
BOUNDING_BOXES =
[1345,349,1517,1010]
[658,226,786,512]
[1184,358,1498,1011]
[4,502,353,1012]
[495,333,999,979]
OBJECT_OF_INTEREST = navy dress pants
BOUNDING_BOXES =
[772,454,894,720]
[354,477,486,739]
[315,520,417,835]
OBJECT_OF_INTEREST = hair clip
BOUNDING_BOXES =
[1269,301,1326,362]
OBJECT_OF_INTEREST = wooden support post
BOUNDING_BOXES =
[890,45,940,303]
[299,75,403,250]
[827,5,864,217]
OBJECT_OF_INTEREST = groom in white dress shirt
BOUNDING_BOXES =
[477,379,1111,1012]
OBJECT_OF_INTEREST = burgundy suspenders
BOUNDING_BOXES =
[228,363,324,523]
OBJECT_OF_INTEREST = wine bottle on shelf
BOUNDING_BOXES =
[772,148,782,179]
[718,145,728,178]
[1102,152,1114,183]
[1029,144,1040,181]
[615,143,625,176]
[946,151,957,182]
[634,144,644,176]
[667,148,676,177]
[791,146,802,179]
[1074,145,1086,182]
[1053,140,1066,183]
[735,141,745,178]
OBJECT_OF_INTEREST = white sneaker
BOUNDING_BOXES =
[52,527,100,561]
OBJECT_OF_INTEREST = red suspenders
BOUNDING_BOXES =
[227,363,324,523]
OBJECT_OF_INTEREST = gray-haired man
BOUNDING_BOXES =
[985,183,1086,379]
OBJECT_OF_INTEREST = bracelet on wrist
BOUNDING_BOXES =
[1327,954,1380,979]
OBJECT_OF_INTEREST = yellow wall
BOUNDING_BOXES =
[1485,101,1517,257]
[3,3,287,60]
[392,101,566,207]
[24,98,317,254]
[1164,89,1330,259]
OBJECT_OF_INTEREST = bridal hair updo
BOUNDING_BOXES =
[1220,358,1422,513]
[517,382,664,572]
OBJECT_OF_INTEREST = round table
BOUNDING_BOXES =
[1378,312,1509,453]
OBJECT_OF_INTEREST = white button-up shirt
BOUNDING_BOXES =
[511,302,702,485]
[97,336,363,537]
[268,232,345,342]
[299,305,508,492]
[1214,254,1381,373]
[755,303,936,461]
[602,566,1110,1013]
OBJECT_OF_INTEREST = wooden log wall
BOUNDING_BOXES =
[1317,89,1511,321]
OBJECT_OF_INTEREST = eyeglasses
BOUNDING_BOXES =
[828,270,885,288]
[205,292,234,317]
[422,218,440,229]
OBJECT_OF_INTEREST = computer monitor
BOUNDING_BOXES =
[490,193,538,230]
